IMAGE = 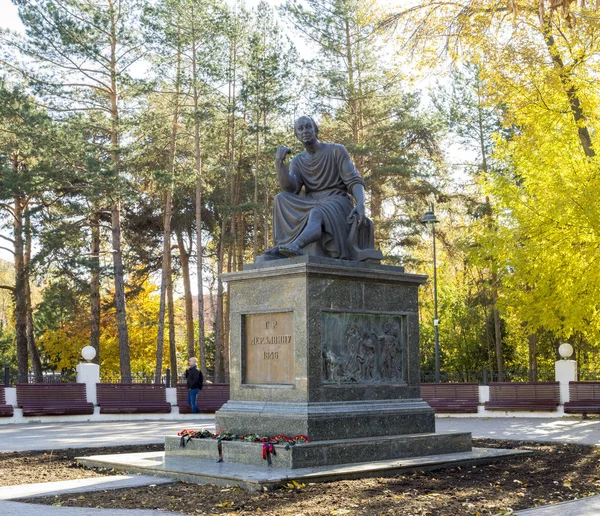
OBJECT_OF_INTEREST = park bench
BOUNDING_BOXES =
[0,386,13,417]
[96,383,171,414]
[420,382,479,413]
[484,382,559,411]
[564,382,600,416]
[177,383,230,413]
[16,383,94,416]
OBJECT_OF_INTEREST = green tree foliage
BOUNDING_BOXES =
[1,0,597,383]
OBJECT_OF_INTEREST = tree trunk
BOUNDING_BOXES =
[176,229,195,359]
[195,175,206,375]
[214,225,226,381]
[156,29,182,381]
[112,204,131,382]
[370,181,382,245]
[191,21,207,376]
[13,192,28,383]
[109,0,131,382]
[253,123,260,259]
[24,210,42,382]
[528,333,537,382]
[155,190,172,381]
[263,110,270,251]
[541,18,595,157]
[167,247,177,388]
[90,212,101,364]
[484,186,504,379]
[492,302,503,379]
[344,17,358,147]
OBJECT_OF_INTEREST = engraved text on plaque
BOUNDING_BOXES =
[244,312,294,385]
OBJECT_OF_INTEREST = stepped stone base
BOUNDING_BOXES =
[166,431,472,469]
[215,399,435,442]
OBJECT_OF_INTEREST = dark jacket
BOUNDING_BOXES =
[185,365,203,390]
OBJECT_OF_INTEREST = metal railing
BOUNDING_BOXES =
[10,371,77,385]
[99,371,170,384]
[176,373,229,385]
[578,369,600,381]
[420,366,556,385]
[2,365,231,387]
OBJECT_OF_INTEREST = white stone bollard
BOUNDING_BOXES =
[76,362,100,404]
[76,346,100,405]
[166,387,177,406]
[555,360,577,405]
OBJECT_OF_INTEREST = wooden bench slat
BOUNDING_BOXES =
[565,382,600,414]
[420,383,479,414]
[176,384,229,413]
[96,384,170,414]
[0,387,12,417]
[16,383,93,416]
[485,382,559,412]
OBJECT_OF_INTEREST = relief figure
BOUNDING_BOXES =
[380,323,400,381]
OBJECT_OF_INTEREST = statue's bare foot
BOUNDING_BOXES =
[279,243,303,257]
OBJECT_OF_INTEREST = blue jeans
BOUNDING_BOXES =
[188,388,200,413]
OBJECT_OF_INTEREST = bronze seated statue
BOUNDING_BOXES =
[257,116,382,264]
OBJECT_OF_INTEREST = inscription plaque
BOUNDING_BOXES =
[244,311,294,385]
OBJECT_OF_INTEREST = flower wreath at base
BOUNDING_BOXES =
[177,429,310,465]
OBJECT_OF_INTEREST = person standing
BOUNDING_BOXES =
[185,357,203,413]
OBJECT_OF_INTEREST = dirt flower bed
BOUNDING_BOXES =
[13,439,600,515]
[0,444,163,487]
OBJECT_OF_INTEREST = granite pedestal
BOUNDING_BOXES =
[208,256,470,465]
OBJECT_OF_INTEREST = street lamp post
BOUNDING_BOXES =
[422,202,440,383]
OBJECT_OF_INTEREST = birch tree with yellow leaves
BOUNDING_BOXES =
[395,0,600,370]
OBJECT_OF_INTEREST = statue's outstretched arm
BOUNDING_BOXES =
[275,145,300,193]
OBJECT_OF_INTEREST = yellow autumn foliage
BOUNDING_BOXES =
[403,0,600,368]
[40,280,185,375]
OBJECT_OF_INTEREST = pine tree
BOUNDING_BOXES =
[4,0,147,381]
[241,1,296,259]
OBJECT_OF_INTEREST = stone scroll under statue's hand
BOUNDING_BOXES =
[347,203,366,226]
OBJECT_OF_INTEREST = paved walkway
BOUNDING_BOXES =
[0,501,182,515]
[3,416,599,453]
[0,475,172,500]
[436,416,600,445]
[0,418,213,452]
[516,495,600,515]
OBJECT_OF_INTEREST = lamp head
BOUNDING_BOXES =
[422,203,439,226]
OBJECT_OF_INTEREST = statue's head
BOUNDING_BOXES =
[294,116,319,145]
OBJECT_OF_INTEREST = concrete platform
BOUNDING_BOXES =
[0,501,182,516]
[77,447,529,491]
[516,495,600,515]
[0,475,172,500]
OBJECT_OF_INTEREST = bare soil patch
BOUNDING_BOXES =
[0,444,162,487]
[10,439,600,515]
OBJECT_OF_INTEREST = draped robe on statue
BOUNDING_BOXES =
[273,142,364,260]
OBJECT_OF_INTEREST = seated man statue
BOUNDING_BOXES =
[259,116,381,262]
